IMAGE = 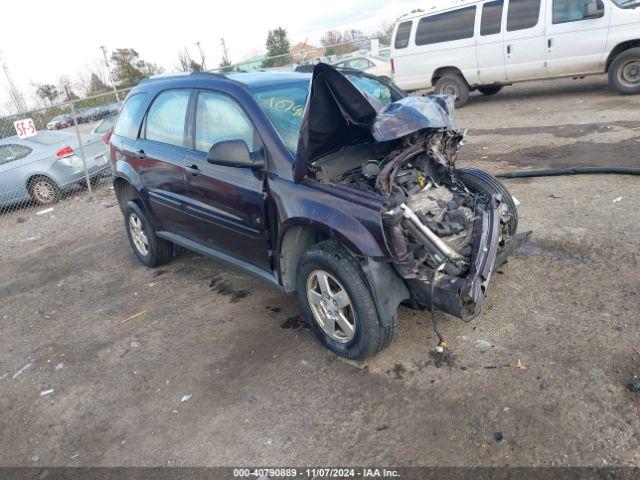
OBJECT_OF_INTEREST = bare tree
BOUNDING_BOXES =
[176,48,203,72]
[219,38,233,72]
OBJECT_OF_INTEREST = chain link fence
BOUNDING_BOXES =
[0,88,130,222]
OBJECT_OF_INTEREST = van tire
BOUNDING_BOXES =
[434,74,470,108]
[608,48,640,95]
[296,240,394,359]
[478,85,503,96]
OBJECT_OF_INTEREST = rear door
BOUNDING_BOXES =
[135,89,192,232]
[504,0,548,80]
[545,0,610,76]
[182,89,270,270]
[477,0,508,83]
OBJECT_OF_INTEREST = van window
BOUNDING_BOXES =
[553,0,600,23]
[394,21,412,49]
[507,0,541,31]
[481,0,504,35]
[415,6,476,46]
[145,90,190,147]
[113,93,146,139]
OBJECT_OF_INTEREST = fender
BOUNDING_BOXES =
[111,161,156,220]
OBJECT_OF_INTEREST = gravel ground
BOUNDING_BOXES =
[0,76,639,467]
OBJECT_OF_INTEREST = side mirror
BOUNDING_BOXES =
[206,139,265,169]
[584,0,604,19]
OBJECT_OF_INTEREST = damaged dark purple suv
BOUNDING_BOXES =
[109,64,518,359]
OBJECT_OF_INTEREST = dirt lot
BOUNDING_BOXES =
[1,76,639,467]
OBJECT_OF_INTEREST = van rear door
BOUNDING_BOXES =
[504,0,548,80]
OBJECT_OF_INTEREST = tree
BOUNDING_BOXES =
[219,37,233,72]
[262,27,291,68]
[320,29,363,56]
[88,73,109,94]
[176,48,203,72]
[110,48,163,88]
[35,84,59,106]
[58,76,79,101]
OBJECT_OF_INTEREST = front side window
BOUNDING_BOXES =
[394,21,413,49]
[145,90,190,147]
[0,144,32,165]
[553,0,601,23]
[114,93,147,139]
[195,91,255,153]
[415,7,477,46]
[481,0,504,35]
[507,0,542,31]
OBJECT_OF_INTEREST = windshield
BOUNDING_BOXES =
[252,76,396,154]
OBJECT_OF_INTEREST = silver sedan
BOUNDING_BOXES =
[0,130,110,207]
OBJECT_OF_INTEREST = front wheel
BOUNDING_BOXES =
[123,201,173,267]
[608,48,640,95]
[296,240,394,359]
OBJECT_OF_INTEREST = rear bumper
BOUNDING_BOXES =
[402,195,502,322]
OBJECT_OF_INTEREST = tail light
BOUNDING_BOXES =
[101,129,113,145]
[55,146,74,158]
[390,58,395,74]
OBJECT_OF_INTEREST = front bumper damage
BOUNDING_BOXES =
[401,195,501,322]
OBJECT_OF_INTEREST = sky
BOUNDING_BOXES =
[0,0,431,114]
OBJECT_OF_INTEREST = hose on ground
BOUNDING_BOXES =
[496,167,640,179]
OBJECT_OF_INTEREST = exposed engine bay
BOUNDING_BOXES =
[310,127,512,281]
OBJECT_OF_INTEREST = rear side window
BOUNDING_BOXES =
[507,0,541,31]
[145,90,190,147]
[113,93,146,139]
[394,21,412,49]
[553,0,598,23]
[194,91,255,153]
[415,7,477,46]
[0,144,32,165]
[481,0,504,35]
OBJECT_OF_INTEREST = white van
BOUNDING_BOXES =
[390,0,640,106]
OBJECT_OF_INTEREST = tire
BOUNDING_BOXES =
[434,74,470,108]
[123,200,173,268]
[28,176,61,206]
[456,168,518,266]
[296,240,394,359]
[608,47,640,95]
[478,85,503,96]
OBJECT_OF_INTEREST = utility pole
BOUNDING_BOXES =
[195,41,206,70]
[100,45,120,102]
[0,52,27,114]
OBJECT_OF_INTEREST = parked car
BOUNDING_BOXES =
[109,66,518,359]
[333,55,392,80]
[46,114,74,130]
[391,0,640,107]
[0,130,109,207]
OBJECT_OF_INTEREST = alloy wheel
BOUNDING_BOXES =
[129,213,149,256]
[306,270,356,343]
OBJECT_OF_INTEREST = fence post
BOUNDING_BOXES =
[70,103,93,196]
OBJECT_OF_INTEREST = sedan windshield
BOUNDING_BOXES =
[252,76,395,154]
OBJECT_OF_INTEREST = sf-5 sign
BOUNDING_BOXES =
[14,118,37,139]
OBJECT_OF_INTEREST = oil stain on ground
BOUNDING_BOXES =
[281,315,310,330]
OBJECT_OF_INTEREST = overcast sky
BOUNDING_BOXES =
[0,0,429,113]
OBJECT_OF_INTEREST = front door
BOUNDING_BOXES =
[182,90,270,271]
[545,0,610,76]
[504,0,548,81]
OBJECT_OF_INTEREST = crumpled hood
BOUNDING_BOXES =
[294,63,456,182]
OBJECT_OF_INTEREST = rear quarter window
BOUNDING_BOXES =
[415,6,477,46]
[113,93,147,139]
[394,21,413,49]
[0,144,32,165]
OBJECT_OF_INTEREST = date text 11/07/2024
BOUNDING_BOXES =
[232,468,400,478]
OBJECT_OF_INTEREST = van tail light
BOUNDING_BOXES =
[101,129,113,145]
[390,58,395,74]
[55,146,75,158]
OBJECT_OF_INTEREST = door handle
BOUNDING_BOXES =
[548,38,553,49]
[185,164,201,176]
[506,44,512,55]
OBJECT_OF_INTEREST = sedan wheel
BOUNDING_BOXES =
[306,269,356,343]
[30,177,60,206]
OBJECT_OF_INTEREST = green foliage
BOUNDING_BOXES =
[110,48,163,88]
[88,73,110,94]
[35,84,59,106]
[262,27,291,68]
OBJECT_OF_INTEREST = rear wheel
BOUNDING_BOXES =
[28,176,60,206]
[478,85,503,96]
[456,168,518,266]
[434,74,470,108]
[608,48,640,95]
[296,240,394,359]
[124,201,173,267]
